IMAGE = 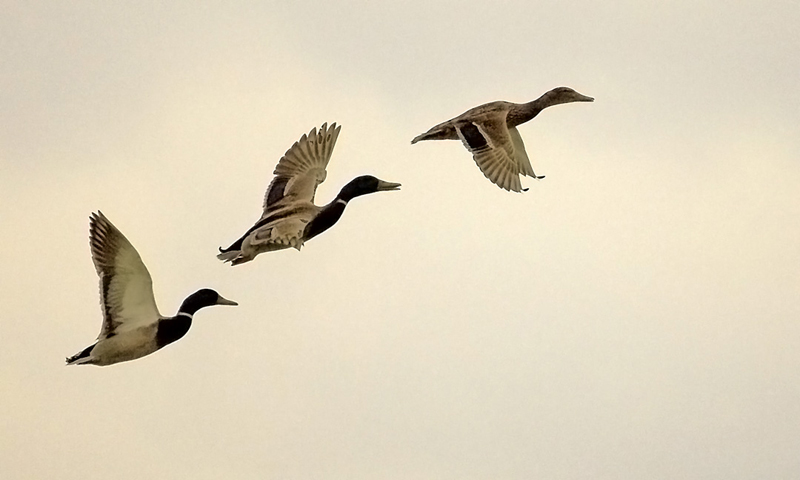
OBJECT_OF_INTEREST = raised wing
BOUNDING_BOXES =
[89,212,160,338]
[263,123,341,212]
[455,115,524,192]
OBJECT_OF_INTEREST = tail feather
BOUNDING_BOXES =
[411,131,441,144]
[218,249,255,266]
[66,344,95,365]
[217,249,241,263]
[230,255,253,266]
[411,122,459,144]
[410,133,426,144]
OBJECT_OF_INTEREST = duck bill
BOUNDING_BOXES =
[376,180,401,191]
[216,295,238,306]
[578,93,595,102]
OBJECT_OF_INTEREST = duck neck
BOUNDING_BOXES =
[508,97,546,127]
[155,315,192,348]
[304,197,348,241]
[178,298,206,316]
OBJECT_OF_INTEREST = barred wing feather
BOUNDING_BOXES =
[263,123,341,211]
[456,117,524,192]
[89,212,160,338]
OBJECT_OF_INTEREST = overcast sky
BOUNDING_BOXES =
[2,1,799,479]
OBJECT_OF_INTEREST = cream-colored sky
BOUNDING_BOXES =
[2,1,799,479]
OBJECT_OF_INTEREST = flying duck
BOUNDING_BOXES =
[217,123,400,265]
[66,212,237,366]
[411,86,594,192]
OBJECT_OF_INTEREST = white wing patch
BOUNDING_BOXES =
[472,123,497,150]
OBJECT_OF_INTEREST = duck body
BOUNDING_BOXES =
[412,87,594,192]
[411,101,519,142]
[66,212,237,367]
[219,203,320,262]
[68,324,161,366]
[218,123,400,265]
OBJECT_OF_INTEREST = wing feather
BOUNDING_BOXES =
[262,123,341,211]
[508,126,539,178]
[457,116,524,192]
[89,212,160,338]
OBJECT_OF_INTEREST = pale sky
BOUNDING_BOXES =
[2,1,799,479]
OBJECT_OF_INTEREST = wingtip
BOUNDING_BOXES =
[315,121,340,143]
[316,122,341,137]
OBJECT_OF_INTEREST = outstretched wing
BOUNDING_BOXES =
[262,123,341,212]
[89,212,160,338]
[455,113,525,192]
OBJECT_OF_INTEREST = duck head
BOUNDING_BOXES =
[179,288,238,316]
[339,175,401,201]
[541,87,594,107]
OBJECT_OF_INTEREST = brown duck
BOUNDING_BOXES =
[412,87,594,192]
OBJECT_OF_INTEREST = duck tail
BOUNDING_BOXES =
[411,124,458,144]
[216,249,240,263]
[410,133,427,144]
[411,131,442,144]
[66,344,95,366]
[217,250,239,263]
[218,249,254,266]
[230,255,253,266]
